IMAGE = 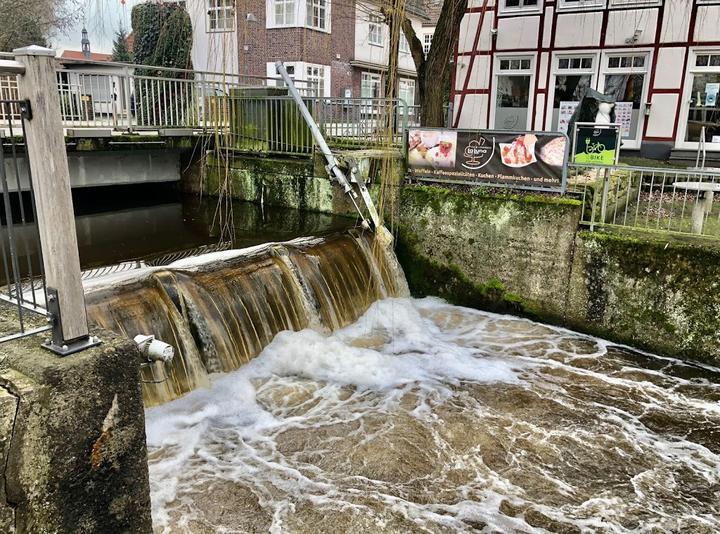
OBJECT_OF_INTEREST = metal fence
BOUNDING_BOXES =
[223,96,411,155]
[569,163,720,239]
[1,60,319,134]
[0,99,50,343]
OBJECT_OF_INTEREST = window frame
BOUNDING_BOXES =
[207,0,235,33]
[267,0,331,33]
[557,0,606,11]
[491,53,536,130]
[677,48,720,150]
[498,0,543,16]
[361,71,382,99]
[546,52,599,133]
[368,13,384,47]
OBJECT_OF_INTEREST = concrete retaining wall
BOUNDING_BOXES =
[397,186,720,366]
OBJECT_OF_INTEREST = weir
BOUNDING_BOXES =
[85,229,408,406]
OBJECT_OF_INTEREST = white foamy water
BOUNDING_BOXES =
[146,298,720,533]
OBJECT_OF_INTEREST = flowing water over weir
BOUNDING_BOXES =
[86,230,720,532]
[86,230,407,406]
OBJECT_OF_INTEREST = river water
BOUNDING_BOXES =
[145,297,720,533]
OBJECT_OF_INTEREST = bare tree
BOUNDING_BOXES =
[0,0,79,51]
[387,0,469,127]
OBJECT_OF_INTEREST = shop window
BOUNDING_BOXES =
[684,52,720,144]
[551,55,595,133]
[494,56,533,130]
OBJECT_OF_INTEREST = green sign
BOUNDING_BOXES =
[573,126,619,165]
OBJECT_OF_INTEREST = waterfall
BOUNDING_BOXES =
[86,229,409,406]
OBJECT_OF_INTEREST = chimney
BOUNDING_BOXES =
[81,28,91,59]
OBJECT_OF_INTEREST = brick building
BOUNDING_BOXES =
[178,0,436,104]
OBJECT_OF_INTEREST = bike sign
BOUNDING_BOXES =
[572,123,621,165]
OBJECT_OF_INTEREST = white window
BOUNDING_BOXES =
[307,0,329,30]
[680,50,720,146]
[423,34,433,56]
[500,0,541,14]
[361,72,382,99]
[399,78,415,107]
[368,14,384,46]
[558,0,605,10]
[399,32,410,54]
[609,0,660,5]
[208,0,235,31]
[493,55,534,130]
[273,0,296,26]
[306,64,326,96]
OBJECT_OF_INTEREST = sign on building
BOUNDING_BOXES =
[407,128,569,192]
[572,123,621,165]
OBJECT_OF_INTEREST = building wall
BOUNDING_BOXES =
[453,0,720,151]
[185,0,239,77]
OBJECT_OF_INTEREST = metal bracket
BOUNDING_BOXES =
[19,100,32,120]
[42,288,101,356]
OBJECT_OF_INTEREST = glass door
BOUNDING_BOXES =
[599,52,650,149]
[681,51,720,149]
[549,54,596,134]
[493,56,534,130]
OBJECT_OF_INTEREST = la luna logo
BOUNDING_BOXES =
[463,137,494,170]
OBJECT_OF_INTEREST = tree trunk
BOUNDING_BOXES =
[401,0,469,127]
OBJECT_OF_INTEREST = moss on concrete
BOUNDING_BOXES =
[0,326,152,533]
[397,184,720,366]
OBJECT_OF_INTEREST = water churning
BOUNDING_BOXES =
[86,230,408,405]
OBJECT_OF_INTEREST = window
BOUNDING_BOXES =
[558,0,606,10]
[607,55,646,70]
[368,14,384,46]
[683,51,720,145]
[609,0,661,6]
[361,72,382,99]
[208,0,235,31]
[307,0,328,30]
[399,33,410,54]
[423,34,432,56]
[306,64,326,96]
[696,54,720,68]
[273,0,296,26]
[552,56,596,133]
[499,58,532,71]
[494,56,534,129]
[500,0,540,13]
[399,78,415,107]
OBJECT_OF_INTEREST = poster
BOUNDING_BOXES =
[705,83,720,107]
[558,101,579,134]
[407,129,569,192]
[614,102,633,137]
[573,125,620,165]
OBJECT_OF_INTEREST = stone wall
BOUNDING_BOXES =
[0,327,152,533]
[396,185,720,366]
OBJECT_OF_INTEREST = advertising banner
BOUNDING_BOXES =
[407,128,569,192]
[572,124,620,165]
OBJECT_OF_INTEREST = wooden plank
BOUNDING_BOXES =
[14,46,89,342]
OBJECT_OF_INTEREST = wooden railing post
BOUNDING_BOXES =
[14,45,100,355]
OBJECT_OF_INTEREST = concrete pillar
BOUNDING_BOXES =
[0,328,152,533]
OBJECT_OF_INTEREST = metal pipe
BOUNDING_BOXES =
[274,61,380,231]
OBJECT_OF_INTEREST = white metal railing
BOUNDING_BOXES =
[570,163,720,239]
[1,59,320,133]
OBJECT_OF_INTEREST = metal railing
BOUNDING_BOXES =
[0,99,50,343]
[570,163,720,239]
[1,59,319,134]
[224,96,411,155]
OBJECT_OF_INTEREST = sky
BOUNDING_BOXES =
[51,0,142,54]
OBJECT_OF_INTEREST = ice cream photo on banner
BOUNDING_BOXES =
[408,129,458,169]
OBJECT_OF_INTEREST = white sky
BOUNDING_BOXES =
[51,0,142,54]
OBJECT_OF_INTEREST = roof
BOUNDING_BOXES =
[422,0,442,26]
[60,50,113,62]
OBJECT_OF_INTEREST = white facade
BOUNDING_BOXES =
[453,0,720,152]
[182,0,239,78]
